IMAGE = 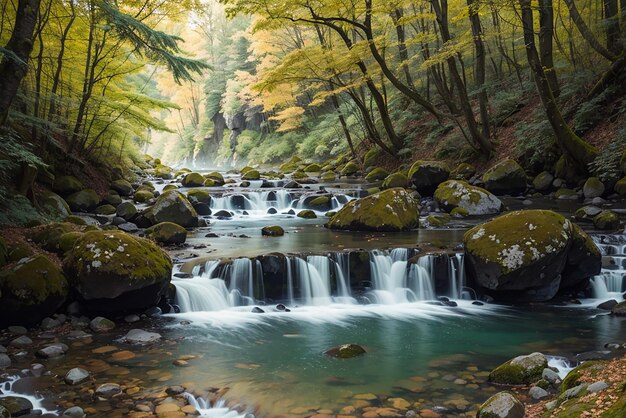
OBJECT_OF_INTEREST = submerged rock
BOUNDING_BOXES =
[64,230,172,313]
[489,352,547,385]
[95,383,122,398]
[482,159,527,196]
[328,188,420,232]
[434,180,502,215]
[477,392,524,418]
[324,343,366,359]
[122,328,161,344]
[0,255,68,328]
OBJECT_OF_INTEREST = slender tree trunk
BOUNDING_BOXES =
[0,0,41,126]
[605,0,621,54]
[467,0,491,140]
[391,8,414,88]
[563,0,617,61]
[519,0,598,175]
[538,0,560,97]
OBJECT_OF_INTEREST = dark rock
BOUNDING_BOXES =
[324,343,366,359]
[0,396,33,417]
[95,383,121,398]
[213,210,232,218]
[251,307,265,313]
[262,225,284,236]
[597,299,618,310]
[89,317,116,332]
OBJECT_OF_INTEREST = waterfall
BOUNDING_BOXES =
[175,277,234,312]
[291,257,332,305]
[183,393,251,418]
[331,252,352,301]
[0,376,58,415]
[207,191,351,216]
[590,236,626,298]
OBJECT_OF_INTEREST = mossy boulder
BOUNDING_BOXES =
[304,163,322,172]
[147,190,198,228]
[482,159,527,196]
[611,301,626,316]
[408,160,450,196]
[154,165,173,179]
[451,163,476,180]
[261,225,285,236]
[116,202,137,221]
[65,215,87,226]
[63,230,172,313]
[205,171,224,185]
[434,180,502,215]
[614,176,626,196]
[324,343,366,359]
[489,352,547,386]
[110,179,134,196]
[574,205,602,222]
[328,188,420,232]
[593,210,620,230]
[304,195,332,211]
[95,204,116,216]
[102,191,122,206]
[561,223,601,289]
[65,189,100,212]
[382,172,409,189]
[279,162,298,173]
[133,190,155,204]
[53,175,84,196]
[163,184,178,192]
[203,178,216,187]
[365,167,389,182]
[242,169,261,180]
[320,172,336,182]
[451,207,469,218]
[0,255,68,328]
[181,172,205,187]
[583,177,604,199]
[29,222,76,253]
[341,161,359,176]
[532,171,554,192]
[426,214,451,227]
[363,148,380,168]
[297,210,317,219]
[464,210,598,302]
[59,231,83,253]
[39,191,71,220]
[477,392,524,418]
[555,187,579,200]
[187,189,212,205]
[292,170,308,180]
[146,222,187,245]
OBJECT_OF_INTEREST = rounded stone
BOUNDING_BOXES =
[65,368,90,385]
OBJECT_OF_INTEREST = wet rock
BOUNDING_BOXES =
[213,210,232,218]
[8,325,28,335]
[0,353,10,369]
[122,329,161,344]
[574,205,602,222]
[117,222,138,232]
[597,299,618,310]
[562,383,587,400]
[611,301,626,316]
[297,209,317,219]
[66,189,100,212]
[89,316,116,332]
[65,368,90,385]
[542,368,560,384]
[36,343,68,358]
[0,396,33,416]
[489,352,547,385]
[588,380,608,393]
[181,172,206,187]
[62,406,86,418]
[165,386,185,396]
[583,177,605,199]
[10,336,32,347]
[146,222,187,245]
[532,171,554,192]
[147,190,198,227]
[324,343,366,359]
[594,210,620,230]
[482,159,527,196]
[408,161,450,196]
[477,392,524,418]
[266,207,278,215]
[41,317,62,330]
[529,386,548,399]
[262,225,284,236]
[251,307,265,313]
[95,383,122,398]
[31,363,45,377]
[194,202,212,216]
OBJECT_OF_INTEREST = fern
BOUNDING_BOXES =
[588,126,626,182]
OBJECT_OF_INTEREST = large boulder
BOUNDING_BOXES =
[464,210,600,302]
[408,161,450,196]
[181,172,205,187]
[477,392,524,418]
[434,180,502,215]
[489,352,547,385]
[382,172,409,189]
[147,190,198,228]
[65,189,100,212]
[328,188,420,232]
[583,177,604,199]
[0,255,68,328]
[532,171,554,192]
[482,159,527,196]
[53,175,84,196]
[615,176,626,196]
[63,230,172,313]
[365,167,389,181]
[29,222,76,253]
[110,179,134,196]
[145,222,187,245]
[40,191,71,220]
[242,169,260,180]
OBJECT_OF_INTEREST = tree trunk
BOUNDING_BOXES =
[538,0,560,97]
[0,0,41,126]
[467,0,491,140]
[391,8,414,88]
[604,0,621,54]
[519,0,598,175]
[48,2,76,119]
[563,0,617,61]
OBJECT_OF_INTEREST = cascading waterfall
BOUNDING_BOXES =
[173,250,468,312]
[183,393,251,418]
[590,236,626,298]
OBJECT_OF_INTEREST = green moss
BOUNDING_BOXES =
[240,166,254,174]
[427,214,451,227]
[146,222,187,245]
[465,210,570,274]
[489,354,547,385]
[451,162,476,180]
[163,184,178,191]
[65,215,87,225]
[408,160,450,179]
[363,148,380,168]
[203,178,216,187]
[133,190,155,203]
[434,180,502,215]
[242,169,261,180]
[321,171,336,181]
[205,171,224,184]
[261,225,285,236]
[382,172,409,189]
[53,175,84,196]
[365,167,389,181]
[29,222,77,252]
[187,189,211,204]
[181,172,206,187]
[95,204,116,215]
[367,187,381,196]
[482,159,527,195]
[8,242,33,262]
[309,196,331,207]
[341,161,359,176]
[297,210,317,219]
[154,164,173,179]
[304,163,322,172]
[561,361,604,393]
[279,162,298,173]
[451,207,469,218]
[603,389,626,417]
[328,188,420,232]
[66,189,100,212]
[594,210,620,230]
[292,170,308,180]
[59,231,83,253]
[0,255,68,305]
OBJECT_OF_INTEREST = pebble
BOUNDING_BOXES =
[122,329,162,344]
[8,326,28,335]
[166,386,185,396]
[111,350,136,361]
[542,368,561,384]
[124,314,141,323]
[0,353,10,369]
[10,336,32,347]
[95,383,122,398]
[41,317,62,330]
[588,380,609,393]
[31,363,45,376]
[36,344,67,359]
[62,406,86,418]
[90,317,116,332]
[173,360,189,367]
[65,368,90,385]
[529,386,548,399]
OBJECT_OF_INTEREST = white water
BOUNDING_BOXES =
[0,376,59,416]
[547,356,577,380]
[184,393,251,418]
[589,237,625,300]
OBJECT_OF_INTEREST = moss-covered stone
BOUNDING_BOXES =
[116,202,137,221]
[297,210,317,219]
[59,231,83,253]
[279,162,298,173]
[0,255,68,328]
[306,195,331,210]
[110,179,134,196]
[365,167,389,181]
[261,225,285,236]
[328,188,420,232]
[102,191,122,206]
[163,184,178,192]
[39,191,71,220]
[560,361,604,393]
[426,214,451,227]
[555,187,579,200]
[154,164,173,179]
[321,171,336,181]
[533,171,554,192]
[65,189,100,212]
[382,172,409,189]
[451,163,476,180]
[489,352,547,385]
[464,210,575,301]
[477,391,524,418]
[324,343,366,359]
[451,207,469,218]
[292,170,308,180]
[187,189,212,205]
[203,178,216,187]
[363,148,380,168]
[8,242,33,263]
[434,180,502,215]
[146,222,187,245]
[240,166,254,174]
[29,222,76,253]
[482,159,527,196]
[242,169,261,180]
[408,160,450,196]
[575,205,602,222]
[304,163,322,172]
[181,172,205,187]
[611,301,626,316]
[366,187,381,196]
[205,171,225,185]
[63,230,172,313]
[65,215,87,225]
[583,177,604,198]
[341,161,359,176]
[594,210,620,230]
[53,175,84,196]
[147,190,198,228]
[95,204,116,215]
[614,176,626,196]
[133,190,155,203]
